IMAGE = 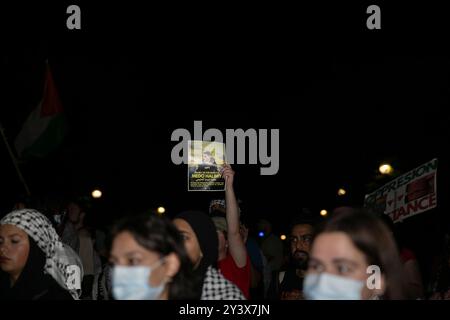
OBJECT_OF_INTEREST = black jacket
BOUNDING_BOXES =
[0,237,74,300]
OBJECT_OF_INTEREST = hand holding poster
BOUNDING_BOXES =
[188,140,226,191]
[364,158,438,223]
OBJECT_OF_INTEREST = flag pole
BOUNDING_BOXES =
[0,122,31,196]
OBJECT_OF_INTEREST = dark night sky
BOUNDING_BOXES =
[2,53,449,233]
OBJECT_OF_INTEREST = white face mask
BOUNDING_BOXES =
[303,273,365,300]
[112,259,166,300]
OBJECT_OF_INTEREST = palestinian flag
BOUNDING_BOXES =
[14,62,68,159]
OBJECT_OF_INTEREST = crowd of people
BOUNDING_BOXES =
[1,164,449,300]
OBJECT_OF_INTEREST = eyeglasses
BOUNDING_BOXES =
[289,234,313,244]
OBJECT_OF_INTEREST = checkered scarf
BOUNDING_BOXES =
[0,209,83,299]
[201,266,246,300]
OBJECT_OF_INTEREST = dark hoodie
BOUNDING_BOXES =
[0,237,73,300]
[174,211,218,279]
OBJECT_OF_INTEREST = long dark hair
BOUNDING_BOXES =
[315,207,407,300]
[111,214,201,300]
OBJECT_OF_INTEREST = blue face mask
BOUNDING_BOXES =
[303,273,364,300]
[112,259,166,300]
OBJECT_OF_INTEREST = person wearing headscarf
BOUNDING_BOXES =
[173,211,245,300]
[0,209,83,300]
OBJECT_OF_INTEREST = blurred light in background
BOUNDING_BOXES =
[92,189,102,199]
[379,163,393,175]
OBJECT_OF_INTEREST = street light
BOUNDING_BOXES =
[337,188,346,196]
[379,163,393,175]
[157,207,166,215]
[280,234,287,241]
[320,209,328,217]
[92,189,102,199]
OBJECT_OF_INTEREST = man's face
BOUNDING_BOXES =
[289,224,314,270]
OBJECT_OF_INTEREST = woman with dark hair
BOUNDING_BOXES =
[303,207,407,300]
[173,211,245,300]
[0,209,83,300]
[109,214,199,300]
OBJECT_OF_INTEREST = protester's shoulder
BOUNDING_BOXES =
[37,276,74,300]
[201,266,246,300]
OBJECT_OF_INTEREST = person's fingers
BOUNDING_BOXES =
[222,167,234,175]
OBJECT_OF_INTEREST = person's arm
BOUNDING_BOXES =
[222,164,247,268]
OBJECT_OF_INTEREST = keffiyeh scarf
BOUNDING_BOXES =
[1,209,83,299]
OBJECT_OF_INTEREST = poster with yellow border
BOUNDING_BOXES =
[188,140,226,191]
